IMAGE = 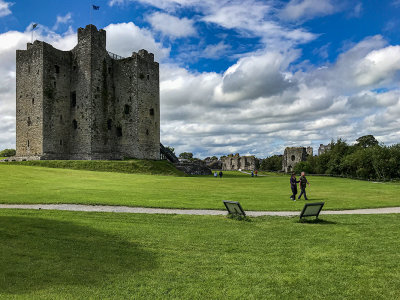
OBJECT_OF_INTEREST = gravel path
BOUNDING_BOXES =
[1,204,400,217]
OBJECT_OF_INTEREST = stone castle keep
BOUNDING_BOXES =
[15,24,160,160]
[282,147,313,173]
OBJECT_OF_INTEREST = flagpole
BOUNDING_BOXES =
[90,5,92,25]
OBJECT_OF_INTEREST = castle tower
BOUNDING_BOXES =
[15,25,160,160]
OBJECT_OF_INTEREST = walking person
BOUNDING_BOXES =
[290,172,299,201]
[214,171,218,178]
[298,171,310,200]
[251,171,254,177]
[255,170,258,177]
[219,171,223,178]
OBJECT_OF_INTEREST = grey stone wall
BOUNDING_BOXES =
[282,147,308,173]
[318,144,331,156]
[221,154,259,171]
[15,24,160,161]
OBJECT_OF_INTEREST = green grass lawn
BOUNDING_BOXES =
[1,209,399,299]
[1,164,399,211]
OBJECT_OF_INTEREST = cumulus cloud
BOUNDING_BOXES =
[159,35,400,157]
[146,12,196,38]
[0,0,12,17]
[105,22,170,60]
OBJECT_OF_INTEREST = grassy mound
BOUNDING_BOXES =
[3,159,184,176]
[1,209,399,299]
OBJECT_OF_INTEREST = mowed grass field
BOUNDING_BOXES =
[1,209,399,299]
[0,163,399,211]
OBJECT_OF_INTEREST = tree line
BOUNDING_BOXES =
[260,135,400,181]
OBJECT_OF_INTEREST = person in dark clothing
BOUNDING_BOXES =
[298,171,310,200]
[219,171,223,178]
[290,172,299,200]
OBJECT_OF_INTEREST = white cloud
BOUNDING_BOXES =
[146,12,196,38]
[52,13,73,31]
[159,35,400,157]
[110,0,317,49]
[354,45,400,87]
[0,0,12,17]
[105,22,170,61]
[279,0,337,22]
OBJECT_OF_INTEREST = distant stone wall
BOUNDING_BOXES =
[221,154,258,171]
[15,24,160,161]
[174,162,212,175]
[282,147,308,173]
[318,144,331,156]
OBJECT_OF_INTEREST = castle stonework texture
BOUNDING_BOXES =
[282,147,313,173]
[15,25,160,160]
[318,144,331,156]
[222,154,259,171]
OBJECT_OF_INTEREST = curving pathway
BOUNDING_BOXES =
[1,204,400,217]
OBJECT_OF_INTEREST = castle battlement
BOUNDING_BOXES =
[15,24,160,161]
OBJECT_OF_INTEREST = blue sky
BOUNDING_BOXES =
[0,0,400,158]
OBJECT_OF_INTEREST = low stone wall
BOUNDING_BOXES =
[174,162,212,175]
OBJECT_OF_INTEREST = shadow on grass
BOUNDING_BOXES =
[0,216,156,295]
[297,218,337,225]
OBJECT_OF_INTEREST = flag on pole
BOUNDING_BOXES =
[92,5,100,10]
[32,23,38,29]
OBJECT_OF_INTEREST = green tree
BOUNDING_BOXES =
[356,135,379,148]
[293,161,313,174]
[166,146,175,154]
[179,152,193,159]
[260,155,282,171]
[0,149,16,157]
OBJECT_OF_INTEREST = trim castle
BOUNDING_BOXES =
[15,24,160,160]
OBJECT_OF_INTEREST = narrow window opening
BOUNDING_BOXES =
[124,104,130,114]
[27,117,32,126]
[32,98,35,105]
[73,65,77,71]
[116,127,122,137]
[27,140,30,147]
[149,108,154,116]
[147,74,150,80]
[139,73,145,80]
[146,129,149,136]
[55,65,60,74]
[60,115,63,122]
[60,139,63,146]
[108,67,112,74]
[72,119,78,129]
[53,81,56,88]
[71,91,77,107]
[28,65,31,73]
[97,86,100,92]
[107,119,112,130]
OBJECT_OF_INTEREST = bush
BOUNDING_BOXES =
[293,161,313,174]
